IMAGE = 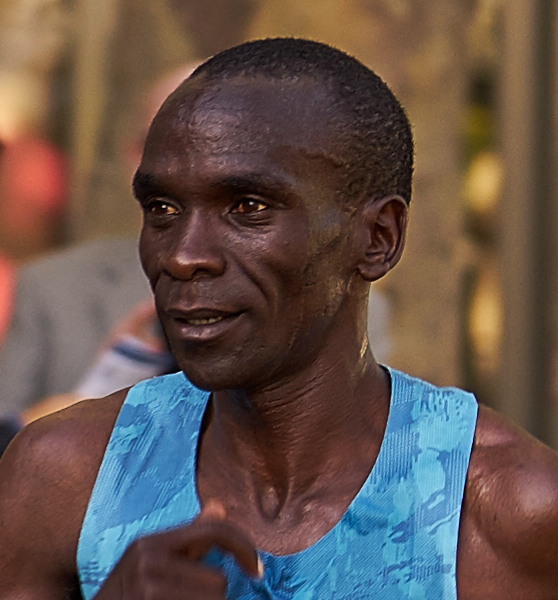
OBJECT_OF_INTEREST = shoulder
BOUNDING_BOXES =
[5,389,125,468]
[18,237,142,290]
[0,392,126,591]
[1,390,126,500]
[461,405,558,582]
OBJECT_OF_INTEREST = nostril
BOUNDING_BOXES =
[163,246,226,281]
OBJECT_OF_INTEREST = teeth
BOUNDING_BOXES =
[186,316,224,325]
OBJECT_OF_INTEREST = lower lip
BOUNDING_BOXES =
[167,312,245,343]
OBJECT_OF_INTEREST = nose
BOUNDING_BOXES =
[163,209,226,281]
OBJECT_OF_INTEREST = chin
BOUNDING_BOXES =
[169,332,311,393]
[177,348,296,394]
[176,356,257,392]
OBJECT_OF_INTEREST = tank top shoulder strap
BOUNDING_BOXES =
[77,372,209,600]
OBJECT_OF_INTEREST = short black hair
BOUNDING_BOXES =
[188,37,414,206]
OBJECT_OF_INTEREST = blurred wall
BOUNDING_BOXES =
[70,0,196,241]
[498,0,558,446]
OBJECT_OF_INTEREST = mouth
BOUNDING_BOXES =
[180,315,227,326]
[163,307,245,342]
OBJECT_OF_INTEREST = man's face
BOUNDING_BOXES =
[135,76,360,392]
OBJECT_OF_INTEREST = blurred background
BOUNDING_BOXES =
[0,0,557,446]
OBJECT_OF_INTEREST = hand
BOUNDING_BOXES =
[93,500,261,600]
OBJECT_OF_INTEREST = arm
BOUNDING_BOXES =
[0,395,261,600]
[457,405,558,599]
[0,408,98,599]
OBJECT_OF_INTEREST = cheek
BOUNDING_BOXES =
[138,228,163,287]
[241,225,349,324]
[242,227,310,292]
[298,212,352,294]
[297,236,355,325]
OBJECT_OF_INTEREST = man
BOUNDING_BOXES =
[1,38,558,600]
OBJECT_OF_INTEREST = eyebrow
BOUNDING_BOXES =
[132,172,167,200]
[209,173,295,196]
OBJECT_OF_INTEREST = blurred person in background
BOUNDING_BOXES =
[0,134,67,260]
[0,253,15,346]
[0,70,68,342]
[0,68,68,262]
[0,236,156,413]
[0,140,16,346]
[0,66,71,422]
[0,67,198,448]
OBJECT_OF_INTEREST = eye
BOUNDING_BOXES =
[144,199,180,216]
[231,197,269,214]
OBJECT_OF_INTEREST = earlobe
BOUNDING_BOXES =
[356,195,408,282]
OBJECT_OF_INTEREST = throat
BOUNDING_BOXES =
[258,484,288,521]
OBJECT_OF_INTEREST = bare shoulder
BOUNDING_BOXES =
[0,390,127,599]
[467,405,558,555]
[457,404,558,599]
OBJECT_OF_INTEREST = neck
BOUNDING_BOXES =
[199,328,391,517]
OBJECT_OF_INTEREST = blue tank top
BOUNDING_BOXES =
[77,368,477,599]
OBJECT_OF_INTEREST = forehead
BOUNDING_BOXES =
[141,76,345,179]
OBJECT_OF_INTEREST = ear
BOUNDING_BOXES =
[355,195,408,282]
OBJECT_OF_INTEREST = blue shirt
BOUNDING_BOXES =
[78,368,477,599]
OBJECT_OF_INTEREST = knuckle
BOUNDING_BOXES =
[189,569,227,599]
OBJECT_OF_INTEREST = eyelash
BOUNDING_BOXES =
[142,198,179,216]
[230,196,270,214]
[140,195,274,227]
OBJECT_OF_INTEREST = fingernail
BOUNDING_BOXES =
[203,499,227,520]
[256,556,265,580]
